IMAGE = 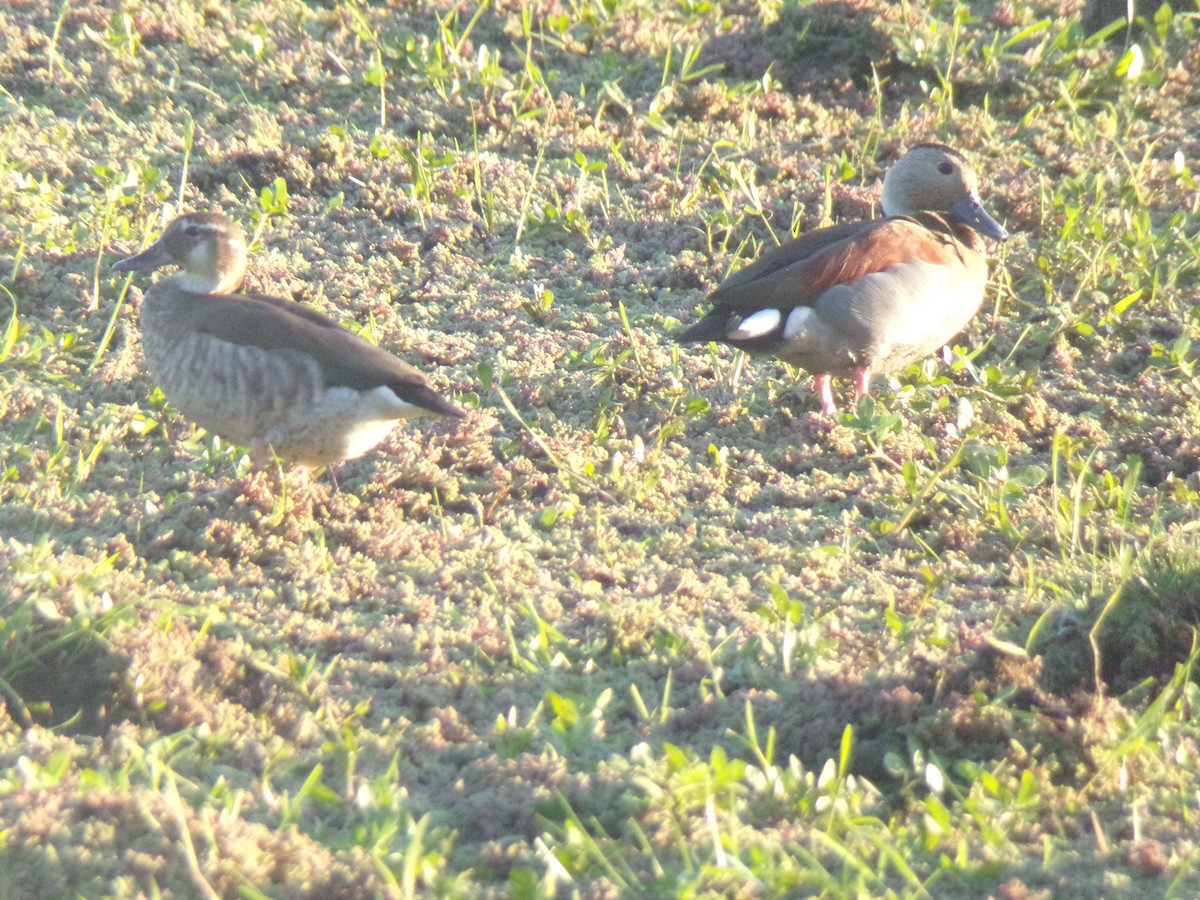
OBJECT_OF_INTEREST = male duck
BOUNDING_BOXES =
[112,211,464,468]
[678,143,1010,415]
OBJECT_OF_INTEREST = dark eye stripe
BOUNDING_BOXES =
[179,222,226,238]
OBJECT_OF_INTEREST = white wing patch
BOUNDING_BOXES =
[728,308,782,339]
[782,306,815,340]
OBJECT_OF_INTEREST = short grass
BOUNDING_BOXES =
[3,0,1200,896]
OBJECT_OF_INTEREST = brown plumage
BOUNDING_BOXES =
[678,143,1010,414]
[112,212,463,467]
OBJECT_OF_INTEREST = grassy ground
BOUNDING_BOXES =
[2,0,1200,896]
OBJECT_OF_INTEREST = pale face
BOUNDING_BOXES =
[113,212,247,294]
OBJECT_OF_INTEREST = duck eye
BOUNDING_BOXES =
[937,161,955,175]
[184,225,201,237]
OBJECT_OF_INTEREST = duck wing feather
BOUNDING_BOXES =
[180,292,463,417]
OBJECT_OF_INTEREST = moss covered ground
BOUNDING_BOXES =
[2,0,1200,896]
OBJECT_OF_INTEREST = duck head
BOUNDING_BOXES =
[112,211,248,294]
[881,143,1010,241]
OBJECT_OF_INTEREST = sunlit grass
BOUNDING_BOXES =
[2,0,1200,895]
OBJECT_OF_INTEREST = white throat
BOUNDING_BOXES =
[167,270,238,295]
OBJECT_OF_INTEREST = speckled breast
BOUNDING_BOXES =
[140,301,321,448]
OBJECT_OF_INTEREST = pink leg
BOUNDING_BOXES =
[814,373,837,415]
[853,367,872,401]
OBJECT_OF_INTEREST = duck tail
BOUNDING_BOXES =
[390,382,466,419]
[676,314,728,344]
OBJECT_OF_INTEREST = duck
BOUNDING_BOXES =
[677,143,1010,415]
[111,211,464,468]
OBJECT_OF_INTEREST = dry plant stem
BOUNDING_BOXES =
[494,382,616,504]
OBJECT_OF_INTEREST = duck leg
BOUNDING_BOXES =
[814,374,838,416]
[853,368,872,402]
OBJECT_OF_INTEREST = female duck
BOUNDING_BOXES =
[678,143,1010,415]
[112,212,463,467]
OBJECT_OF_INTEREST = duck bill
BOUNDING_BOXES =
[950,194,1010,241]
[111,240,174,273]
